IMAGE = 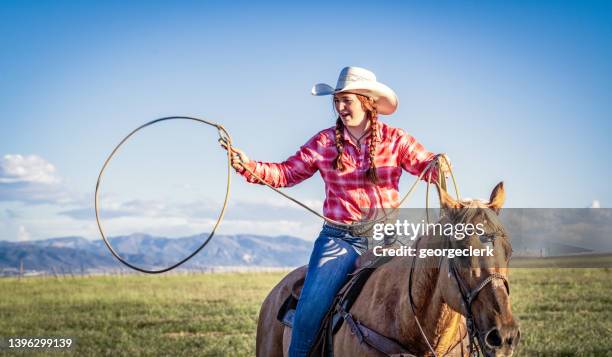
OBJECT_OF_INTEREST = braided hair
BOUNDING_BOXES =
[333,117,346,171]
[333,94,379,184]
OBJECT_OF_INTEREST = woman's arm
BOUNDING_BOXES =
[221,134,321,188]
[397,130,441,182]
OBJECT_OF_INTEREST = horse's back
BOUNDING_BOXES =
[256,265,307,357]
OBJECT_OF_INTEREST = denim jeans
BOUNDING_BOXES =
[288,224,367,357]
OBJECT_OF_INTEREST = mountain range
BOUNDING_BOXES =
[0,225,603,276]
[0,233,313,276]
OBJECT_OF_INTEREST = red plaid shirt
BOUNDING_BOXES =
[239,121,439,223]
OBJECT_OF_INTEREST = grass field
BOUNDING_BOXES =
[1,268,610,356]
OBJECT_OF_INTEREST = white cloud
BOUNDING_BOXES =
[61,193,324,223]
[0,154,60,184]
[55,193,324,240]
[66,215,319,241]
[590,200,601,209]
[239,196,324,210]
[215,219,320,240]
[0,154,75,204]
[17,225,30,241]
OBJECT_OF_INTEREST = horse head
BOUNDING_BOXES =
[435,182,520,357]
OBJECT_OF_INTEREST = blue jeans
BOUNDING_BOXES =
[288,224,367,357]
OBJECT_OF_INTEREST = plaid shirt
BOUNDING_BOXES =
[239,121,439,223]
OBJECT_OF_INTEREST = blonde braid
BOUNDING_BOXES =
[352,95,379,184]
[333,117,346,171]
[366,103,379,184]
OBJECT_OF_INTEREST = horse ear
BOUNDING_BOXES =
[435,182,461,210]
[488,181,505,214]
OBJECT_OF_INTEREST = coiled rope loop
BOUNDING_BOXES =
[95,116,233,274]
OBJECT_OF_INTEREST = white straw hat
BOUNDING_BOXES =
[311,66,398,115]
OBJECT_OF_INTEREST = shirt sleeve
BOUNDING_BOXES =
[397,130,440,182]
[237,134,320,188]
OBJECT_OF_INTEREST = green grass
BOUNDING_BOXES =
[511,268,612,356]
[511,253,612,268]
[0,269,610,356]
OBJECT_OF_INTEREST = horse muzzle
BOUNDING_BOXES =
[482,323,521,357]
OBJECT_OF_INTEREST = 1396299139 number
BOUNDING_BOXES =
[1,337,75,349]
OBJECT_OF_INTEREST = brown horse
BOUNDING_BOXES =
[256,182,520,357]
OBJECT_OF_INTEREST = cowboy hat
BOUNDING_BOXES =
[311,66,398,115]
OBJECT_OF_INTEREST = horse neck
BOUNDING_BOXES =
[395,239,454,351]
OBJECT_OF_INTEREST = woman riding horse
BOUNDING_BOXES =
[220,66,450,357]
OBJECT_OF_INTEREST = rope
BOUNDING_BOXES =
[95,116,232,274]
[96,116,461,273]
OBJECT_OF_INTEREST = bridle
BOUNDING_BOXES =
[408,232,510,357]
[448,233,510,357]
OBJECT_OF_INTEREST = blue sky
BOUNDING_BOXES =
[1,1,610,241]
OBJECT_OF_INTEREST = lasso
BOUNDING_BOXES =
[95,116,459,273]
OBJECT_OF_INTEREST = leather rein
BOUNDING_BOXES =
[408,232,510,357]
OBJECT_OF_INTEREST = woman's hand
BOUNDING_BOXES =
[219,138,251,172]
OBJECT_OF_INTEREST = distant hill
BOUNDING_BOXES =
[0,233,312,276]
[1,228,605,276]
[512,240,593,257]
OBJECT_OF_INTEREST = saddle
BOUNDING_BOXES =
[277,248,380,326]
[276,251,415,356]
